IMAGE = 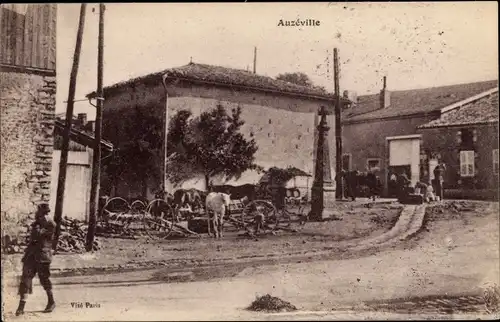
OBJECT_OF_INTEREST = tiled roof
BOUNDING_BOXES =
[418,91,499,129]
[87,63,348,102]
[344,80,498,123]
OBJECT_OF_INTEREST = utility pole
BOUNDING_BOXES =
[253,46,257,74]
[52,4,87,251]
[334,48,344,200]
[86,3,105,251]
[163,93,169,192]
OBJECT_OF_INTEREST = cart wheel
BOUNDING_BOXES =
[144,199,175,237]
[243,200,278,231]
[279,208,292,228]
[100,197,130,227]
[130,200,147,213]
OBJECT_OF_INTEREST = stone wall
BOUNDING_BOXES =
[1,71,55,235]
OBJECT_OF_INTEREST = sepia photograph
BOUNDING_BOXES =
[1,2,499,321]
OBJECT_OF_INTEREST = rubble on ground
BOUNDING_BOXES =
[427,200,478,216]
[247,294,298,312]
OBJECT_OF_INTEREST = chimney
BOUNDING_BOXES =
[87,120,95,133]
[380,76,391,109]
[77,113,87,127]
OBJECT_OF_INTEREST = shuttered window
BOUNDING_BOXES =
[460,150,475,177]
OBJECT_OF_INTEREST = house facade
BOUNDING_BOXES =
[417,91,499,200]
[87,63,349,200]
[1,4,56,235]
[342,78,498,198]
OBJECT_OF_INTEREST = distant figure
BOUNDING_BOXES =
[396,172,411,201]
[425,185,437,203]
[433,163,446,201]
[345,170,359,201]
[414,181,428,196]
[388,171,398,197]
[335,171,347,199]
[366,172,379,201]
[249,203,265,235]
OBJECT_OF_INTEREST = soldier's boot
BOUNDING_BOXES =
[15,300,26,316]
[43,290,55,313]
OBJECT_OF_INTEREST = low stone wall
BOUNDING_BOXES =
[1,70,55,236]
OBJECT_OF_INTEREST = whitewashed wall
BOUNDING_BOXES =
[50,149,92,221]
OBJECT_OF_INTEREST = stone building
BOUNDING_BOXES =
[341,78,498,198]
[87,63,349,199]
[1,4,57,234]
[417,90,499,200]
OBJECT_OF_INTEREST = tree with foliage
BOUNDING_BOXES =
[276,72,327,93]
[101,105,163,196]
[167,104,262,188]
[276,72,313,87]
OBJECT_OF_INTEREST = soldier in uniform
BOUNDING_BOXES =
[16,203,56,316]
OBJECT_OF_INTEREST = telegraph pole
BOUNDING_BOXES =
[253,46,257,74]
[53,4,87,251]
[334,48,344,200]
[86,3,105,251]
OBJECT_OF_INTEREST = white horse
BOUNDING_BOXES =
[205,192,231,238]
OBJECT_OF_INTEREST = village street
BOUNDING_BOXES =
[2,201,499,321]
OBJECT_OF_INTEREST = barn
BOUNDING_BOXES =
[87,63,349,200]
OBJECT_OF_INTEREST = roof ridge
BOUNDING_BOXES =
[87,62,334,99]
[357,79,499,98]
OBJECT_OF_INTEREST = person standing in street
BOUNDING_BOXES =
[433,163,446,201]
[396,171,411,202]
[16,203,56,316]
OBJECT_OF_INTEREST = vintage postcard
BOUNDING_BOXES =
[1,2,499,321]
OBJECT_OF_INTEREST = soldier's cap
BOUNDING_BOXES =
[37,203,51,215]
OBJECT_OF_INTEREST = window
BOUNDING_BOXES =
[458,129,474,147]
[460,150,475,177]
[366,158,381,172]
[494,149,499,175]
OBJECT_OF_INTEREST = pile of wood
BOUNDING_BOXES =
[2,216,99,254]
[95,224,144,239]
[57,217,99,253]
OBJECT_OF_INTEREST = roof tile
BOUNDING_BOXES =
[88,63,342,101]
[344,80,498,122]
[418,91,499,129]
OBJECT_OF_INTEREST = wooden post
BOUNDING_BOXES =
[164,93,169,191]
[334,48,344,200]
[86,3,105,251]
[52,4,87,251]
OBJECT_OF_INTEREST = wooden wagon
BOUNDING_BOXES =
[98,195,282,238]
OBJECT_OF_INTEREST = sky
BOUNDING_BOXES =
[56,2,498,120]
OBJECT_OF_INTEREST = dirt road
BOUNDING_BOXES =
[2,201,498,321]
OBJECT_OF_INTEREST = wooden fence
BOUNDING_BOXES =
[0,4,56,71]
